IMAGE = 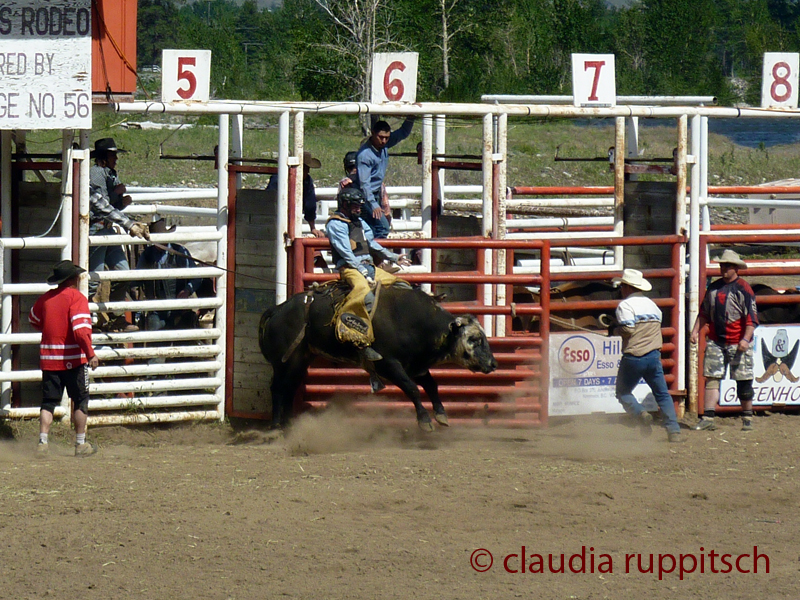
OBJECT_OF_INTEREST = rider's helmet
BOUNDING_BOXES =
[343,151,358,172]
[337,186,365,210]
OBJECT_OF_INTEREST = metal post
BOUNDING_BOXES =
[421,115,433,292]
[216,114,230,421]
[689,114,701,414]
[700,116,710,231]
[78,130,90,293]
[482,113,494,332]
[675,115,688,402]
[625,116,640,181]
[231,114,243,190]
[0,130,10,409]
[61,131,74,261]
[495,113,508,336]
[613,117,625,268]
[276,111,290,304]
[435,115,446,209]
[293,111,305,238]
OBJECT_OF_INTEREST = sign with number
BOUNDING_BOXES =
[161,50,212,103]
[0,0,92,129]
[761,52,799,109]
[371,52,418,104]
[571,54,616,108]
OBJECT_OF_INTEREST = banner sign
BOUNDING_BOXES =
[720,325,800,406]
[549,332,656,416]
[0,0,92,129]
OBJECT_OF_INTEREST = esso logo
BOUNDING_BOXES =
[558,336,595,375]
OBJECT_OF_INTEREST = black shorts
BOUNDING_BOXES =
[41,365,90,414]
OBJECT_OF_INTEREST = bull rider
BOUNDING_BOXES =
[325,187,411,361]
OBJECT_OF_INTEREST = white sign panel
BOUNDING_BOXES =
[571,53,616,108]
[720,325,800,406]
[761,52,799,109]
[161,49,212,103]
[0,0,92,129]
[371,52,418,104]
[549,332,656,416]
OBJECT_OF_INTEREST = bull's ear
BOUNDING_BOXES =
[450,317,466,332]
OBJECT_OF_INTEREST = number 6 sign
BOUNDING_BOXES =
[371,53,419,104]
[571,54,616,108]
[161,50,212,103]
[761,52,799,109]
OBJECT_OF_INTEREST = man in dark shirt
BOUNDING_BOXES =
[267,151,323,237]
[690,249,759,431]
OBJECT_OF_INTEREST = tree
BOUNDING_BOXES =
[310,0,399,102]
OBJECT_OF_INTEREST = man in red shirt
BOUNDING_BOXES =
[29,261,100,456]
[690,249,758,431]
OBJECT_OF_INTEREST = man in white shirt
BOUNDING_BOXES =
[612,269,684,443]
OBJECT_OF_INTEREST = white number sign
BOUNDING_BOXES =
[571,54,616,108]
[161,50,212,103]
[761,52,799,109]
[371,52,418,104]
[0,0,92,129]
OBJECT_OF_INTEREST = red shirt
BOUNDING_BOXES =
[29,286,95,371]
[700,276,759,345]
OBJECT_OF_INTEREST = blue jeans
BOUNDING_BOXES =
[616,349,680,433]
[360,208,390,239]
[88,227,131,301]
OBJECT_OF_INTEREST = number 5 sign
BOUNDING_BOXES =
[761,52,799,109]
[161,50,212,103]
[571,54,616,108]
[371,53,419,104]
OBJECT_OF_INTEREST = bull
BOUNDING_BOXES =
[259,282,498,431]
[753,283,800,324]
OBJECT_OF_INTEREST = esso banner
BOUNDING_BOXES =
[371,52,418,104]
[761,52,799,109]
[161,49,212,103]
[549,332,655,416]
[571,53,616,108]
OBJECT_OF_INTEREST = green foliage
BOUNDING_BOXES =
[134,0,800,104]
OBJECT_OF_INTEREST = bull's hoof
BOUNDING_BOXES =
[417,420,435,433]
[434,412,450,427]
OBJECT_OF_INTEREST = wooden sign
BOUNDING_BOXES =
[161,50,212,103]
[571,54,616,108]
[761,52,799,109]
[0,0,92,129]
[371,53,418,104]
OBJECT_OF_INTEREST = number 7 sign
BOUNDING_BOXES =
[761,52,799,109]
[162,50,212,103]
[572,54,616,107]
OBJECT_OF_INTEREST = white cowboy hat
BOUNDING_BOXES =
[612,268,652,292]
[717,248,747,268]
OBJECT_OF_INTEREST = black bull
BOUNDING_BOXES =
[259,283,498,431]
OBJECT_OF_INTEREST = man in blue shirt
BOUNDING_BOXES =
[326,187,410,357]
[356,118,415,238]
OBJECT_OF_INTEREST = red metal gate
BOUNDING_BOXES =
[289,234,686,426]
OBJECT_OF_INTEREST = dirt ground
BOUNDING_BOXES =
[1,408,798,600]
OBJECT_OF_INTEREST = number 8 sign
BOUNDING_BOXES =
[761,52,799,109]
[371,53,419,104]
[162,50,212,103]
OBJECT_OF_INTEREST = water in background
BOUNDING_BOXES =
[577,117,800,148]
[705,118,800,148]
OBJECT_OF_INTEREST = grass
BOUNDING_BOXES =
[18,111,800,192]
